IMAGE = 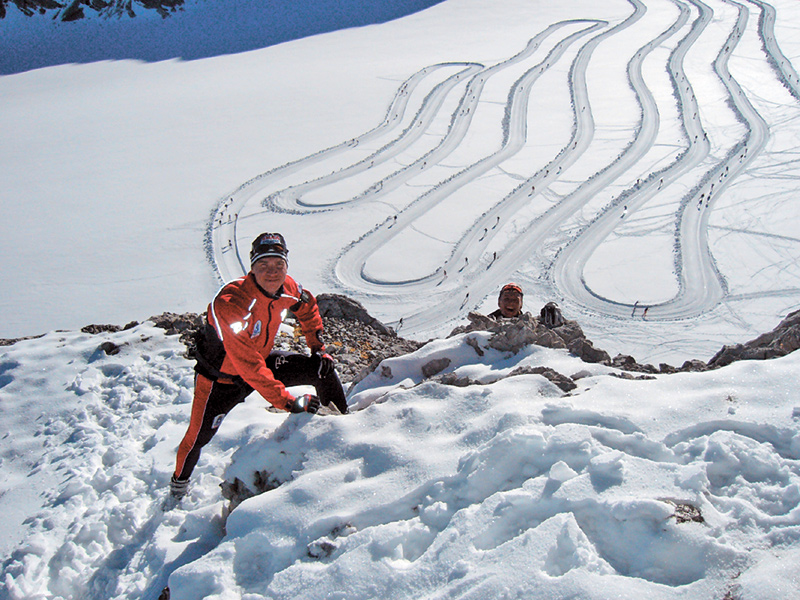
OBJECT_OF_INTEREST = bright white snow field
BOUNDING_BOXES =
[2,0,800,364]
[2,324,800,599]
[2,0,800,599]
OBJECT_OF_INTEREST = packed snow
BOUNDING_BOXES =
[2,0,800,598]
[2,323,800,599]
[3,0,800,364]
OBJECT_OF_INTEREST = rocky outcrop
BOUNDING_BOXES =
[1,0,185,20]
[316,294,393,336]
[421,357,451,378]
[0,333,45,347]
[311,314,422,386]
[429,365,576,393]
[707,309,800,368]
[449,310,611,365]
[74,312,204,357]
[2,0,59,19]
[5,299,800,384]
[446,305,800,376]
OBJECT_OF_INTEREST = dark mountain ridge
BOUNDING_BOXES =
[1,0,184,20]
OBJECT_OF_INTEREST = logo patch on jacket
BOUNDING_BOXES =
[251,320,262,339]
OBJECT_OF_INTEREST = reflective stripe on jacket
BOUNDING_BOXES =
[198,273,323,410]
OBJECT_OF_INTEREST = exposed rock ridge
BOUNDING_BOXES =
[706,309,800,368]
[1,0,184,20]
[449,310,612,364]
[5,301,800,385]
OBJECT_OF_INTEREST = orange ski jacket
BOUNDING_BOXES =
[195,273,324,410]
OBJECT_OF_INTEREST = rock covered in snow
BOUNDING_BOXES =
[5,299,800,387]
[708,309,800,368]
[0,0,186,21]
[311,294,425,385]
[449,310,611,364]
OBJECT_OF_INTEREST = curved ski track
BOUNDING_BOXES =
[210,0,800,336]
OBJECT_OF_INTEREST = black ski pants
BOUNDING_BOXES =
[174,350,347,481]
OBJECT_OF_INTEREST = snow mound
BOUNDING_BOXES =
[1,320,800,599]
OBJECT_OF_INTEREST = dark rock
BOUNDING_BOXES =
[567,338,611,365]
[4,0,60,18]
[316,294,393,336]
[465,336,484,356]
[220,470,284,514]
[708,309,800,368]
[611,354,638,368]
[0,333,45,346]
[708,344,742,369]
[219,477,255,515]
[148,312,202,334]
[1,0,185,20]
[662,499,704,524]
[434,372,477,387]
[81,323,122,334]
[609,372,656,381]
[422,357,451,378]
[100,341,120,355]
[508,365,577,392]
[678,359,707,372]
[449,312,496,335]
[60,1,83,21]
[307,540,338,559]
[488,319,556,353]
[609,355,657,373]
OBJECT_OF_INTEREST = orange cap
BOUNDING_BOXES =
[499,283,523,297]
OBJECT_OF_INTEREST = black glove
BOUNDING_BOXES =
[313,351,335,378]
[289,394,320,414]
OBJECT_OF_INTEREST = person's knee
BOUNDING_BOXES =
[270,352,317,384]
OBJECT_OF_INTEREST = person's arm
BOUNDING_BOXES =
[290,289,336,378]
[211,297,295,410]
[290,289,325,352]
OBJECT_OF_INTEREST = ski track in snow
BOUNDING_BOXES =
[209,0,800,350]
[7,2,800,599]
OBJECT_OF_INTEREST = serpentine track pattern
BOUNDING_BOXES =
[210,0,800,349]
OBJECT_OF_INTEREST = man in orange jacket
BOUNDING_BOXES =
[170,232,347,500]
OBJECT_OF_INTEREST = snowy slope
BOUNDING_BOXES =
[2,0,800,598]
[1,323,799,599]
[0,0,448,75]
[3,0,800,366]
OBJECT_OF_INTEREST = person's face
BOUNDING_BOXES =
[252,257,287,294]
[498,290,523,317]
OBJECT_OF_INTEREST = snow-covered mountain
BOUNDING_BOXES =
[0,0,184,21]
[3,0,800,364]
[2,0,800,598]
[1,315,799,600]
[0,0,448,74]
